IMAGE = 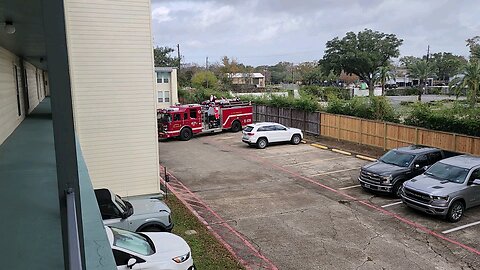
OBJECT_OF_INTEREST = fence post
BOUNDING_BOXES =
[453,134,457,152]
[383,122,387,150]
[415,128,419,145]
[318,112,321,136]
[304,110,307,133]
[336,114,340,141]
[358,119,362,144]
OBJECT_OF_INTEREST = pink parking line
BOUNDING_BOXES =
[160,166,279,270]
[202,137,480,257]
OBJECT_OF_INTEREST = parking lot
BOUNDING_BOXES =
[159,133,480,269]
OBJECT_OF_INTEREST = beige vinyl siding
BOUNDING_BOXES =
[0,47,25,144]
[64,0,159,197]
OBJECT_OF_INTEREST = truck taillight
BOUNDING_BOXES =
[247,132,255,136]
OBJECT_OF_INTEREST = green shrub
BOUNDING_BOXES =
[241,94,320,112]
[404,102,480,136]
[179,87,232,104]
[326,96,399,122]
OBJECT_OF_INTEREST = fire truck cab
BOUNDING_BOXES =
[157,99,253,141]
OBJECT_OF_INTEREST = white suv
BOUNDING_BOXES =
[242,122,303,149]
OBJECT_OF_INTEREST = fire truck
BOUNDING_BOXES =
[157,99,253,141]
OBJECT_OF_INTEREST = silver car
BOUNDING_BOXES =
[401,155,480,222]
[95,188,173,232]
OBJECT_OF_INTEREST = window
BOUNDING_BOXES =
[379,150,415,168]
[184,113,188,120]
[98,202,121,219]
[469,169,480,184]
[427,152,443,164]
[244,126,254,132]
[164,91,170,102]
[258,126,275,132]
[111,227,154,256]
[414,155,429,168]
[274,125,287,131]
[173,114,181,121]
[157,91,163,102]
[14,66,21,116]
[156,72,170,84]
[112,250,145,266]
[190,109,197,119]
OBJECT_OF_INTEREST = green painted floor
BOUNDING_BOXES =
[0,98,115,270]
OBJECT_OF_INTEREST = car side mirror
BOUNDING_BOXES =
[414,164,420,169]
[127,258,137,269]
[472,179,480,185]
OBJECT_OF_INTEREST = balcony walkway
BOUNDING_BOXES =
[0,98,115,270]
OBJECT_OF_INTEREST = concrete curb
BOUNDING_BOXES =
[332,148,352,156]
[311,143,328,150]
[356,154,377,162]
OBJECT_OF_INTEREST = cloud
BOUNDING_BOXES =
[151,0,480,66]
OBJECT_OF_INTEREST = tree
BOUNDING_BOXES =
[191,71,218,89]
[466,36,480,60]
[374,66,392,96]
[153,46,179,67]
[449,60,480,107]
[430,52,466,82]
[407,60,434,101]
[320,29,403,97]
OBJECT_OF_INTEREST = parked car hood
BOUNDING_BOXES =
[362,161,408,176]
[129,198,171,215]
[404,175,463,196]
[144,232,191,261]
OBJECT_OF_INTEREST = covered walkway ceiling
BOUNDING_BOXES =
[0,0,47,69]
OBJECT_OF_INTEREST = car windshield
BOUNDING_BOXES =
[158,113,171,123]
[425,162,470,184]
[379,150,415,167]
[111,227,154,256]
[115,195,127,212]
[244,126,253,132]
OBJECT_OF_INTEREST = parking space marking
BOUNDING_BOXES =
[310,167,358,177]
[338,184,362,190]
[381,201,403,208]
[217,136,236,140]
[283,157,345,167]
[261,150,317,158]
[442,221,480,234]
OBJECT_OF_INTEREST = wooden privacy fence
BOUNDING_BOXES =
[253,105,320,135]
[252,105,480,156]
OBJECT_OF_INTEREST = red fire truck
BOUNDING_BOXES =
[157,100,253,140]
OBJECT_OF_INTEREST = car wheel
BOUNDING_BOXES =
[392,181,403,198]
[256,138,268,149]
[291,134,301,145]
[446,200,464,223]
[140,225,165,232]
[180,128,193,141]
[231,121,242,132]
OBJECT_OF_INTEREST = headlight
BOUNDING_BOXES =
[172,252,190,263]
[432,195,449,201]
[381,175,393,184]
[431,195,449,206]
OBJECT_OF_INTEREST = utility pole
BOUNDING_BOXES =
[205,56,209,89]
[176,44,181,72]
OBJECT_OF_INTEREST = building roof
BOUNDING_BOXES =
[155,67,176,72]
[228,73,265,78]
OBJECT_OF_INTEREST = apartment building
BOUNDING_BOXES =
[0,0,159,269]
[156,66,179,108]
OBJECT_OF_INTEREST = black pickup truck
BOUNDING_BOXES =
[358,145,446,197]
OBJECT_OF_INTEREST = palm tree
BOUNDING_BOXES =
[374,66,392,96]
[407,60,434,101]
[449,60,480,107]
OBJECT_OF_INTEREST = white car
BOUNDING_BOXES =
[106,226,195,270]
[242,122,303,149]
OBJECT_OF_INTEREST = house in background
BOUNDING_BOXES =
[0,0,159,269]
[228,72,266,88]
[156,67,179,108]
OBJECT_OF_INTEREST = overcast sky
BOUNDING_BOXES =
[151,0,479,66]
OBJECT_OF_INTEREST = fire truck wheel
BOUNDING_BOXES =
[291,134,301,145]
[231,120,242,132]
[256,138,268,149]
[180,128,193,141]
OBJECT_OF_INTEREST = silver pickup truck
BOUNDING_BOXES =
[401,155,480,222]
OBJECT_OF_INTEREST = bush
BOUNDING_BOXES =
[326,96,399,122]
[385,88,419,96]
[241,94,320,112]
[404,102,480,136]
[301,86,351,101]
[179,87,232,104]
